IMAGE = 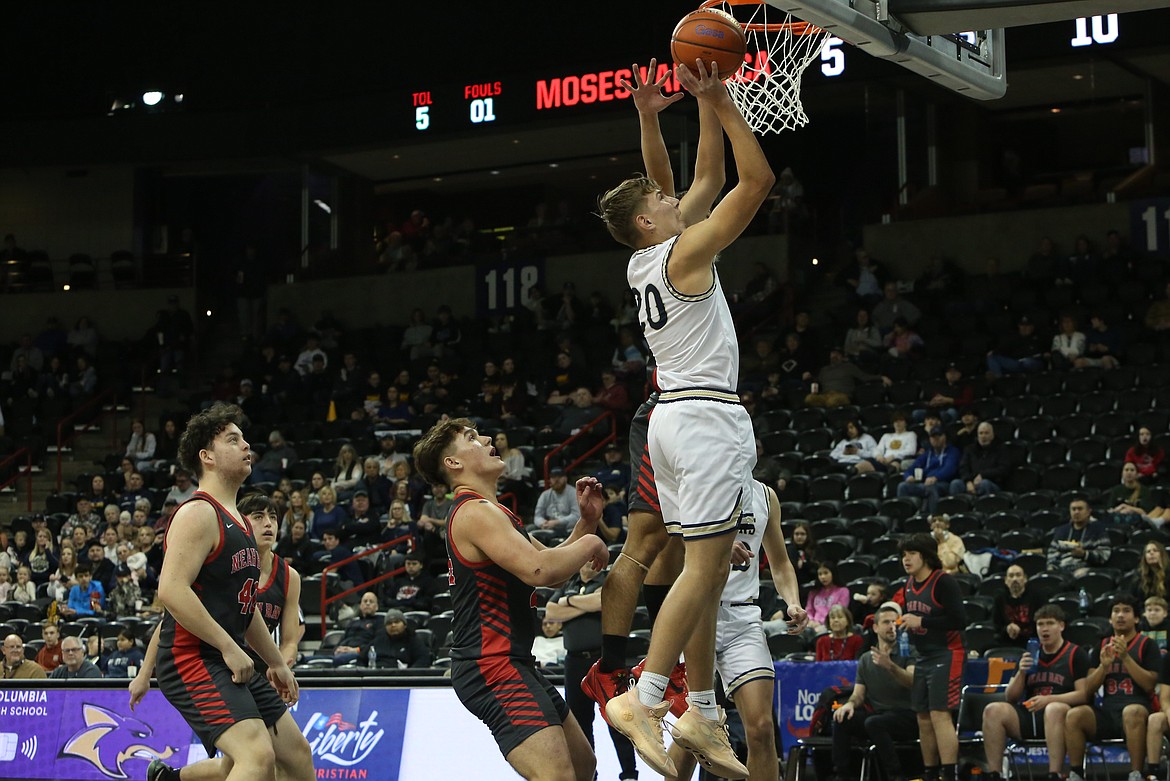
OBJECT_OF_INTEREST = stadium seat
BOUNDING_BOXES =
[809,517,847,539]
[790,408,826,432]
[1093,411,1134,439]
[1039,393,1078,417]
[962,531,996,551]
[998,530,1040,552]
[808,474,847,502]
[848,516,890,547]
[1027,439,1068,467]
[1016,415,1055,441]
[836,557,875,583]
[963,623,999,656]
[825,405,861,431]
[804,501,842,523]
[1063,369,1101,395]
[817,535,858,563]
[767,633,807,659]
[758,409,792,433]
[1026,572,1070,601]
[1025,373,1063,397]
[839,498,880,520]
[976,575,1006,597]
[1067,436,1107,465]
[869,535,902,559]
[1137,409,1170,434]
[852,384,888,406]
[1041,463,1083,491]
[1109,547,1142,572]
[1064,621,1105,649]
[1006,465,1042,493]
[935,495,973,515]
[887,381,921,406]
[761,430,798,455]
[1078,391,1116,415]
[1055,415,1094,440]
[879,497,919,523]
[846,473,886,501]
[962,596,994,622]
[984,511,1025,534]
[795,428,834,454]
[947,513,981,536]
[876,556,905,581]
[1136,363,1170,387]
[974,494,1015,515]
[1082,461,1119,491]
[858,402,894,428]
[1003,396,1042,419]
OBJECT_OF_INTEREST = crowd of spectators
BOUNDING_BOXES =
[3,223,1170,679]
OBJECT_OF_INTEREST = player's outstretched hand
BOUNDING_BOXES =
[222,644,255,684]
[575,476,605,526]
[582,534,610,572]
[786,604,810,634]
[267,663,300,705]
[128,672,149,711]
[675,58,730,103]
[620,58,684,114]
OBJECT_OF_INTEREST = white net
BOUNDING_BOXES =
[708,1,831,134]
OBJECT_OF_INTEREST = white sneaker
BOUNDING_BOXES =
[1069,771,1085,781]
[1128,771,1144,781]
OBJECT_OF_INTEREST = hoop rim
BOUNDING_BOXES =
[697,0,823,35]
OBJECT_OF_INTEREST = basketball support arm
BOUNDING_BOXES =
[764,0,1007,100]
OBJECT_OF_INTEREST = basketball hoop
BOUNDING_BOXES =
[699,0,830,134]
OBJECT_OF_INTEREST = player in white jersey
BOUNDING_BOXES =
[666,479,806,781]
[598,58,775,779]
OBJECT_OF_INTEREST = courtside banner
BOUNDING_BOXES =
[775,660,858,751]
[0,687,411,781]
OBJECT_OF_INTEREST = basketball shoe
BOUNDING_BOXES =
[604,689,676,777]
[631,658,689,718]
[147,759,180,781]
[670,705,750,779]
[580,661,629,726]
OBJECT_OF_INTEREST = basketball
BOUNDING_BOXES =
[670,8,747,81]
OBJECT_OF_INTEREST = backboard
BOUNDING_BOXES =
[764,0,1170,100]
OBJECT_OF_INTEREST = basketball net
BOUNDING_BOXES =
[701,0,830,134]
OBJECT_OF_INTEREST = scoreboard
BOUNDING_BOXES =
[396,11,1162,137]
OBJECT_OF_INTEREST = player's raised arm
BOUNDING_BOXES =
[460,500,608,587]
[622,60,683,195]
[157,501,253,682]
[671,62,774,287]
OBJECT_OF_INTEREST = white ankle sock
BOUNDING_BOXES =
[687,689,719,720]
[636,672,669,707]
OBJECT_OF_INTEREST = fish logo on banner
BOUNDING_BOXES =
[60,704,178,779]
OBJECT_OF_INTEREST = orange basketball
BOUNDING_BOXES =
[670,8,747,81]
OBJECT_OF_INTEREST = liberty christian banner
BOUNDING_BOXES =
[0,687,409,781]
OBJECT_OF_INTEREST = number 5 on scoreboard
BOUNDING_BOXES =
[415,106,430,131]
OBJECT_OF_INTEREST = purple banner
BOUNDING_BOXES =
[0,689,192,780]
[0,687,410,781]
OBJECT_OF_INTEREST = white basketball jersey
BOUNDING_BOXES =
[721,480,770,604]
[626,235,740,391]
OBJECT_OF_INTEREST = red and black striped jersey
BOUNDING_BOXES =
[904,568,966,654]
[256,554,289,636]
[1095,633,1161,708]
[446,490,537,662]
[159,491,260,655]
[1024,640,1090,698]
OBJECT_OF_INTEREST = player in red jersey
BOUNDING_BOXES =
[133,492,306,781]
[412,417,609,781]
[149,404,313,781]
[899,533,967,781]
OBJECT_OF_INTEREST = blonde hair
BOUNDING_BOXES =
[597,175,659,249]
[1146,596,1169,610]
